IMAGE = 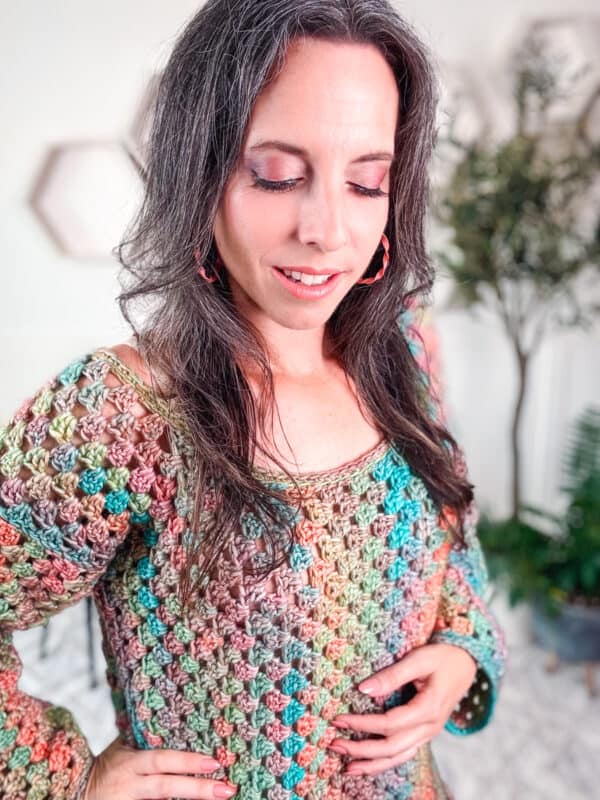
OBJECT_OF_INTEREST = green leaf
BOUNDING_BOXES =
[580,561,598,592]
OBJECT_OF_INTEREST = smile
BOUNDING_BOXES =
[272,266,343,299]
[280,269,330,286]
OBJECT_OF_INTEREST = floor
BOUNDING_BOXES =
[10,590,600,799]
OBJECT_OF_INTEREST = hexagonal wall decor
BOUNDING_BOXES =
[510,15,600,124]
[580,85,600,145]
[30,141,143,260]
[430,62,493,190]
[436,62,490,146]
[125,71,162,175]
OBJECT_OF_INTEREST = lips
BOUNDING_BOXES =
[273,266,340,276]
[271,265,343,300]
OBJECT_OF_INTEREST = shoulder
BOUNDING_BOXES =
[98,338,167,399]
[41,343,165,427]
[1,346,168,485]
[101,339,154,387]
[95,341,175,431]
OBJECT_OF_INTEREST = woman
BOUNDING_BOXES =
[0,1,507,798]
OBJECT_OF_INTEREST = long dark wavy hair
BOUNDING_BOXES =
[115,0,474,610]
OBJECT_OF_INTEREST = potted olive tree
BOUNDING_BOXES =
[432,27,600,696]
[433,28,600,519]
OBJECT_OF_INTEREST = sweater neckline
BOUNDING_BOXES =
[94,346,394,487]
[250,437,392,487]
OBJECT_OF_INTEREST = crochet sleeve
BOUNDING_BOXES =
[430,498,507,735]
[400,307,507,735]
[0,349,163,799]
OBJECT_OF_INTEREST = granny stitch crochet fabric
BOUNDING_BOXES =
[0,328,507,799]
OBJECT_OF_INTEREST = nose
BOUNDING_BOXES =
[296,177,349,252]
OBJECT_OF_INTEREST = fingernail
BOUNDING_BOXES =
[328,744,348,754]
[358,681,377,695]
[202,758,221,770]
[213,784,236,798]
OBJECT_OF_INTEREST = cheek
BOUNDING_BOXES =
[214,191,259,266]
[353,202,389,263]
[222,184,296,258]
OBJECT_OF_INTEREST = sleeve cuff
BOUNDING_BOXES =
[431,629,504,735]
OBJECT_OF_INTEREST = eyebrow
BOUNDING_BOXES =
[247,139,394,163]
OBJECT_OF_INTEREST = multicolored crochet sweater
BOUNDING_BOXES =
[0,329,507,799]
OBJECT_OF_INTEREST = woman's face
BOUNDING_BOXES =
[213,37,399,332]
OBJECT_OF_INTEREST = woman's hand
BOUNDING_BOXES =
[82,736,237,799]
[329,643,477,776]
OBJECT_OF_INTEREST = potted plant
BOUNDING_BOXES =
[432,27,600,519]
[477,406,600,695]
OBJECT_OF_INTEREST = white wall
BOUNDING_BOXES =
[1,0,599,518]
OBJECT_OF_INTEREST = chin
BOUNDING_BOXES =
[268,307,335,331]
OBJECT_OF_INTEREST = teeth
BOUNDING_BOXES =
[282,269,331,286]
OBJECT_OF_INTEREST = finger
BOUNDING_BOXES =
[333,689,434,734]
[139,774,237,799]
[134,749,222,776]
[345,744,422,776]
[330,724,431,760]
[357,646,436,698]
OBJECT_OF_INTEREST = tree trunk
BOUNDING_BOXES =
[511,344,530,519]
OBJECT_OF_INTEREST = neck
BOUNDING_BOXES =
[261,323,333,379]
[231,285,336,380]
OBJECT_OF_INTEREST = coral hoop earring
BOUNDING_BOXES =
[357,233,390,285]
[194,247,220,283]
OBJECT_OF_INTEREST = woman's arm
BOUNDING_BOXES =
[0,349,166,798]
[430,495,508,734]
[401,308,508,734]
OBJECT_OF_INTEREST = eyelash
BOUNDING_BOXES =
[251,175,388,198]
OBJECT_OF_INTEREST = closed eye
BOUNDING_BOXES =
[252,176,298,193]
[350,183,388,198]
[251,174,388,198]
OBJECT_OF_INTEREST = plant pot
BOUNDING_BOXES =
[530,597,600,661]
